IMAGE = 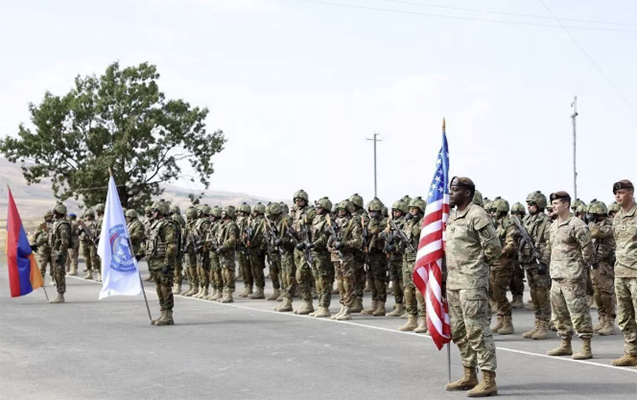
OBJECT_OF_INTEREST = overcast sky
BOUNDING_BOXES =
[1,0,635,207]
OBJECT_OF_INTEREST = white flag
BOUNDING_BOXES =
[97,176,142,299]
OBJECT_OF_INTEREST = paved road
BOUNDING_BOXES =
[1,262,635,399]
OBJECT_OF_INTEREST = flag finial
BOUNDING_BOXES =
[442,117,446,132]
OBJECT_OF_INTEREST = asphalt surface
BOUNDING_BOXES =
[1,261,636,400]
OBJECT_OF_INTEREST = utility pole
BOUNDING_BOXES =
[571,96,578,200]
[366,132,382,198]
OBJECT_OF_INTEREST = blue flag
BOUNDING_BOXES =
[97,176,142,299]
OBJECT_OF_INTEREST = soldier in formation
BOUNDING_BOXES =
[66,213,80,276]
[34,211,53,283]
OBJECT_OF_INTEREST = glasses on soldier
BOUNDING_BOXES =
[527,201,536,206]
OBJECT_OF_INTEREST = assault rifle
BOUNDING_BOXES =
[325,214,343,261]
[511,216,542,268]
[361,217,370,272]
[389,219,416,253]
[283,219,312,268]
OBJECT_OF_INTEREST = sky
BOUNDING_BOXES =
[1,0,636,207]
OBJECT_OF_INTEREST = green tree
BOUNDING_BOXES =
[0,62,225,210]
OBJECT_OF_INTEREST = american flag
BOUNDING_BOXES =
[413,129,451,350]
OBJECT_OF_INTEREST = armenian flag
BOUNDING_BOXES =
[6,186,43,297]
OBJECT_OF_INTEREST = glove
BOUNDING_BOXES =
[305,242,315,250]
[274,239,282,246]
[537,263,548,275]
[161,265,170,274]
[30,244,38,253]
[295,243,305,250]
[333,241,342,250]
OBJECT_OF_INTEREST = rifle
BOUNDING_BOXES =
[264,218,280,255]
[511,216,542,268]
[361,217,370,272]
[301,222,314,268]
[78,221,98,246]
[389,219,416,253]
[283,219,312,268]
[325,214,343,261]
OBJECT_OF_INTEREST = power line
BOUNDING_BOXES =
[377,0,637,27]
[284,0,637,33]
[538,0,636,113]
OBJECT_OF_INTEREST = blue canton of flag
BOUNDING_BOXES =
[427,133,450,204]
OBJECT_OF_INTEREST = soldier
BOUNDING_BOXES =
[445,177,501,396]
[610,179,637,367]
[545,191,595,360]
[126,209,146,265]
[328,203,342,296]
[520,191,552,340]
[94,203,105,281]
[575,204,587,221]
[146,200,179,325]
[361,198,389,316]
[182,207,199,296]
[206,206,224,301]
[244,202,268,299]
[49,203,71,303]
[170,205,186,294]
[384,200,408,317]
[34,211,53,283]
[79,209,99,280]
[236,203,252,296]
[608,201,621,219]
[272,202,296,312]
[193,204,212,299]
[307,197,334,318]
[398,197,428,333]
[216,206,239,303]
[142,205,155,282]
[509,202,526,309]
[330,200,362,320]
[473,189,484,207]
[264,203,282,301]
[349,193,368,313]
[290,190,316,315]
[586,201,617,336]
[65,213,80,276]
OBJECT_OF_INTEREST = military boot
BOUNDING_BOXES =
[84,271,93,280]
[498,316,515,335]
[335,306,352,320]
[151,310,165,325]
[239,286,252,298]
[294,300,314,315]
[220,292,234,303]
[172,282,181,295]
[611,353,637,367]
[522,321,539,339]
[68,266,78,276]
[276,298,293,312]
[510,295,524,309]
[211,288,223,301]
[49,293,65,304]
[572,338,593,360]
[183,284,197,297]
[467,370,497,397]
[547,336,573,356]
[593,316,606,334]
[249,287,265,299]
[190,285,202,298]
[361,301,378,315]
[267,288,281,301]
[444,366,478,391]
[531,321,549,340]
[373,301,386,317]
[387,303,404,317]
[490,316,503,334]
[350,298,363,313]
[399,315,418,332]
[204,288,216,300]
[548,320,557,331]
[155,310,175,326]
[331,305,345,319]
[313,306,331,318]
[598,319,615,336]
[414,317,428,334]
[196,286,209,299]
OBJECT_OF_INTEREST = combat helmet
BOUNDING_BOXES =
[401,195,412,207]
[317,197,332,213]
[95,203,105,213]
[483,197,492,211]
[268,202,283,216]
[488,196,502,212]
[152,200,170,216]
[571,198,586,212]
[170,205,181,215]
[222,205,236,219]
[526,191,548,210]
[44,210,54,219]
[125,209,138,219]
[575,204,586,215]
[53,203,67,215]
[337,200,352,214]
[368,197,384,212]
[472,189,484,207]
[253,202,266,215]
[511,202,526,215]
[83,208,95,218]
[279,202,289,215]
[144,205,153,215]
[493,198,510,214]
[588,201,608,216]
[293,190,309,202]
[211,206,222,218]
[392,200,408,214]
[349,193,364,209]
[196,204,211,216]
[408,196,427,213]
[185,206,197,219]
[238,202,251,215]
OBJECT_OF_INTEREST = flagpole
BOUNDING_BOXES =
[41,285,50,302]
[442,118,451,384]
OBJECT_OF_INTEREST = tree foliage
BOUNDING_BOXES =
[0,62,225,210]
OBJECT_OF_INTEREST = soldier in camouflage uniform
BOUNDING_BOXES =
[193,205,212,299]
[146,201,179,325]
[384,200,408,317]
[245,203,268,299]
[329,200,362,320]
[398,197,428,333]
[182,207,199,296]
[216,206,239,303]
[586,201,617,335]
[34,211,53,282]
[271,203,296,312]
[94,203,105,281]
[48,204,71,303]
[206,206,224,301]
[126,209,146,262]
[610,180,637,367]
[307,197,334,318]
[445,177,501,397]
[236,203,253,296]
[142,205,155,282]
[509,202,526,309]
[489,198,518,335]
[545,191,595,360]
[290,190,317,315]
[170,205,186,294]
[608,201,621,219]
[65,213,80,276]
[473,189,484,207]
[79,209,100,280]
[520,191,552,340]
[349,193,368,313]
[264,203,282,301]
[361,198,389,316]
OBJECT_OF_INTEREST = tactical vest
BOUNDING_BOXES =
[50,219,71,250]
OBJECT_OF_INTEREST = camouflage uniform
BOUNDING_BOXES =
[34,214,53,280]
[613,202,637,361]
[446,202,502,372]
[182,208,199,296]
[263,208,282,301]
[65,216,80,275]
[79,213,100,279]
[94,204,105,278]
[49,210,71,297]
[588,209,616,333]
[207,208,223,300]
[171,207,186,291]
[246,205,268,298]
[236,203,252,294]
[399,198,427,331]
[362,198,388,316]
[386,201,407,314]
[310,206,334,313]
[292,195,316,310]
[547,216,595,340]
[275,211,297,310]
[194,207,212,298]
[217,206,239,302]
[351,195,369,311]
